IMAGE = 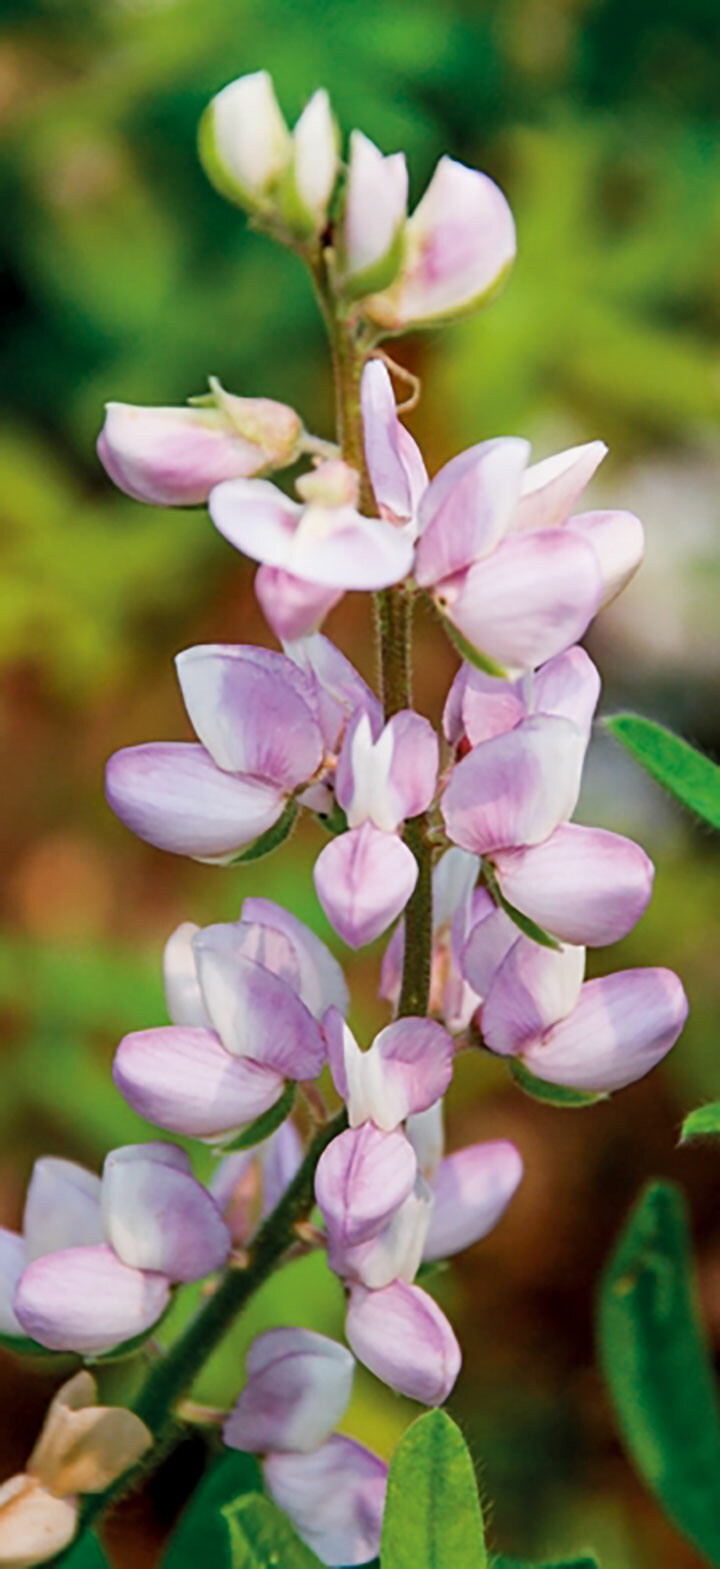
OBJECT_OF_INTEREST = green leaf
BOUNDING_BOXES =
[162,1451,262,1569]
[508,1060,606,1109]
[61,1535,110,1569]
[381,1409,485,1568]
[680,1102,720,1144]
[606,714,720,829]
[432,608,509,679]
[223,1492,323,1568]
[597,1180,720,1563]
[492,1558,599,1568]
[215,1085,297,1154]
[481,863,561,952]
[229,801,298,864]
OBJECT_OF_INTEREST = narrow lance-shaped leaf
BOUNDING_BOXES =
[223,1493,323,1568]
[381,1409,486,1569]
[606,714,720,830]
[680,1102,720,1145]
[597,1180,720,1564]
[161,1452,262,1569]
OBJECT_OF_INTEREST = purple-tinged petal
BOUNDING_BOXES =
[0,1231,27,1338]
[163,922,208,1027]
[101,1148,230,1282]
[493,823,655,946]
[264,1436,387,1568]
[15,1245,171,1355]
[336,1181,432,1288]
[567,509,644,608]
[198,917,301,995]
[386,711,439,820]
[522,968,688,1092]
[514,442,607,532]
[406,1101,445,1178]
[336,709,438,832]
[255,566,344,641]
[325,1011,453,1131]
[210,478,414,589]
[241,898,349,1020]
[192,946,326,1079]
[531,645,600,737]
[460,902,519,998]
[481,939,585,1057]
[314,824,418,948]
[346,1280,461,1405]
[366,156,516,331]
[113,1027,285,1141]
[361,360,427,525]
[424,1140,523,1261]
[22,1159,103,1264]
[224,1328,354,1455]
[436,528,603,674]
[415,438,529,586]
[443,663,525,747]
[441,714,586,855]
[97,403,282,507]
[105,743,287,861]
[0,1475,78,1565]
[175,644,322,787]
[315,1125,417,1247]
[283,632,382,752]
[209,1151,257,1245]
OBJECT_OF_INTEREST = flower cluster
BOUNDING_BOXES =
[5,66,691,1569]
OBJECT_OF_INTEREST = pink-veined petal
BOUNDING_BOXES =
[531,645,601,737]
[101,1147,230,1282]
[210,478,413,588]
[415,438,529,586]
[113,1027,285,1141]
[361,359,427,525]
[162,921,208,1027]
[522,968,688,1091]
[315,1124,417,1247]
[193,945,326,1078]
[263,1436,387,1567]
[22,1160,103,1263]
[567,509,644,608]
[442,714,586,854]
[175,644,322,786]
[493,823,654,946]
[241,897,349,1018]
[255,565,344,641]
[423,1140,523,1260]
[346,1280,461,1405]
[481,938,585,1056]
[224,1328,354,1455]
[283,632,382,752]
[14,1245,171,1355]
[105,743,287,861]
[314,824,418,948]
[514,441,607,531]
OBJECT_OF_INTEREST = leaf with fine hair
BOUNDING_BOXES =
[680,1102,720,1144]
[381,1409,485,1568]
[223,1492,323,1567]
[161,1451,262,1569]
[606,714,720,829]
[214,1083,297,1154]
[597,1180,720,1563]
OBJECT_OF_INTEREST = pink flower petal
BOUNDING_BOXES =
[460,902,519,998]
[481,938,585,1056]
[283,632,382,753]
[435,528,603,673]
[522,968,688,1092]
[442,714,586,854]
[175,644,322,787]
[314,824,418,948]
[193,945,326,1078]
[97,403,274,507]
[105,743,287,861]
[493,823,655,946]
[255,566,344,641]
[264,1436,387,1567]
[361,359,427,524]
[240,897,349,1019]
[514,441,607,532]
[113,1027,285,1140]
[531,645,601,737]
[224,1328,354,1455]
[315,1125,417,1247]
[101,1148,230,1282]
[0,1231,28,1338]
[162,921,208,1027]
[415,437,529,586]
[22,1159,103,1263]
[424,1140,523,1260]
[14,1245,171,1355]
[567,509,644,608]
[346,1280,461,1404]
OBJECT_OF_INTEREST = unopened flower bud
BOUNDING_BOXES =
[365,156,516,331]
[98,381,302,507]
[286,88,339,235]
[340,131,408,298]
[199,70,290,211]
[296,458,360,508]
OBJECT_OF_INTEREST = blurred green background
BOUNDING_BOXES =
[0,0,719,1564]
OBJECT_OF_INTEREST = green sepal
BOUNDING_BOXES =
[381,1409,486,1568]
[161,1451,262,1569]
[213,1084,296,1155]
[482,861,561,951]
[223,1492,323,1567]
[197,107,260,213]
[606,713,720,830]
[316,799,348,837]
[228,799,298,864]
[597,1180,720,1563]
[680,1102,720,1144]
[0,1329,61,1357]
[492,1557,599,1568]
[340,222,406,304]
[434,610,509,679]
[508,1059,606,1109]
